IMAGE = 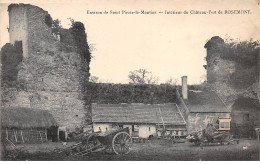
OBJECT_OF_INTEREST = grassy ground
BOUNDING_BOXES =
[3,139,259,161]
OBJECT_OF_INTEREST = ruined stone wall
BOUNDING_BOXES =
[204,36,259,103]
[2,4,90,132]
[204,36,236,85]
[8,4,28,58]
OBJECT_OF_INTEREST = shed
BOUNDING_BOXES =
[1,107,58,143]
[231,97,260,138]
[92,103,187,138]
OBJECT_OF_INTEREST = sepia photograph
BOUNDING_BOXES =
[0,0,259,161]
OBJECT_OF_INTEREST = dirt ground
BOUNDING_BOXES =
[4,139,260,161]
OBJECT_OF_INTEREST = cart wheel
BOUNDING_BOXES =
[112,132,132,155]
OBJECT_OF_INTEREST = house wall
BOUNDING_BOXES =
[164,125,188,136]
[92,123,157,138]
[187,112,230,134]
[138,125,156,138]
[93,123,112,133]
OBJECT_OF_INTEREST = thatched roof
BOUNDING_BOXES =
[1,107,58,128]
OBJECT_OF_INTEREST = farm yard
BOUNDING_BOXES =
[4,139,259,161]
[1,2,260,162]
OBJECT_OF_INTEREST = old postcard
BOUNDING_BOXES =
[0,0,259,161]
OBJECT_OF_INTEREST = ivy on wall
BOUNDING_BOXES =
[69,21,91,63]
[1,41,23,86]
[206,36,259,89]
[222,39,259,89]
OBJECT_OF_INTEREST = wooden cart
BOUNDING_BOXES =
[57,127,132,156]
[187,124,239,146]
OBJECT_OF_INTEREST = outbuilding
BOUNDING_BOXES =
[230,97,260,138]
[1,107,58,143]
[91,103,187,139]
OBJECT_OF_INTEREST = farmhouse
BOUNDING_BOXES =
[177,76,231,134]
[184,90,231,133]
[91,103,187,139]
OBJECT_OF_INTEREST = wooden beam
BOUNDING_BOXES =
[158,108,165,129]
[175,103,187,124]
[21,130,24,143]
[6,128,8,140]
[39,131,43,142]
[13,129,17,143]
[45,128,48,141]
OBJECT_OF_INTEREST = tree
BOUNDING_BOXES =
[128,69,159,84]
[164,77,179,86]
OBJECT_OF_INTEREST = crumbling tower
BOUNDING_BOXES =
[1,4,91,132]
[204,36,229,84]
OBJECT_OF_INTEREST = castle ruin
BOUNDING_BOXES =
[204,36,260,103]
[1,4,91,132]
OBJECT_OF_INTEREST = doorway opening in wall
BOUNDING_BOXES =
[47,126,58,142]
[59,130,66,141]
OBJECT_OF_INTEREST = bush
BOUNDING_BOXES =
[84,83,177,104]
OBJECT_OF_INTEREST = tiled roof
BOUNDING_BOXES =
[184,90,230,113]
[92,103,186,125]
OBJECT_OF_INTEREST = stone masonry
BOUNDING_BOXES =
[204,36,260,103]
[1,4,90,132]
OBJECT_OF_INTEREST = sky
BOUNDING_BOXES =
[0,0,259,85]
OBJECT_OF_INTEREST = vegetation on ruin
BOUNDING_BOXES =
[208,36,259,90]
[69,20,91,63]
[222,38,259,89]
[45,16,91,63]
[0,41,23,86]
[45,14,62,36]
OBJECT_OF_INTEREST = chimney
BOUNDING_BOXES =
[182,76,188,99]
